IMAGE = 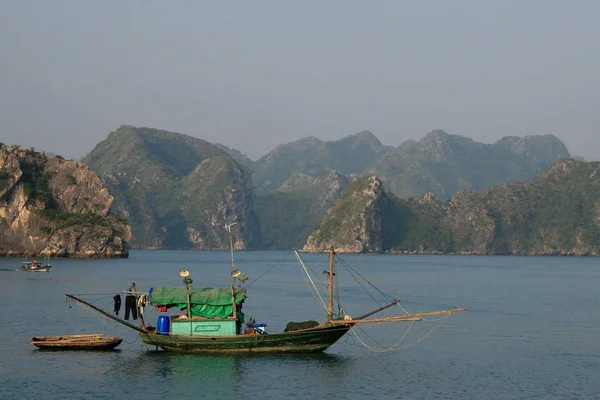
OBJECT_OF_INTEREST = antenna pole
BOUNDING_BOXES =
[185,280,192,334]
[226,223,238,321]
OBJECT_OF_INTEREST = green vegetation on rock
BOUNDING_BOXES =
[19,154,52,206]
[82,126,259,249]
[254,191,318,249]
[251,131,390,194]
[306,159,600,255]
[366,130,570,199]
[254,171,350,250]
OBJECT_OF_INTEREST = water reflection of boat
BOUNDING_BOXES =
[66,224,466,354]
[20,258,52,272]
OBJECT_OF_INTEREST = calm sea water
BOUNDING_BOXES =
[1,251,599,400]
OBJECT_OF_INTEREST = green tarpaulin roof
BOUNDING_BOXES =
[150,286,246,306]
[149,286,246,319]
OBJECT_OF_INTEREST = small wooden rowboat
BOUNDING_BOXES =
[29,334,122,350]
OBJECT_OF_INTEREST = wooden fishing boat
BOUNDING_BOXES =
[29,334,122,350]
[66,223,466,354]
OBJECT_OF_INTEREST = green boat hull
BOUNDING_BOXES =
[139,324,353,353]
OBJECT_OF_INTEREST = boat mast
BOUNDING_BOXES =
[226,222,237,320]
[328,246,335,320]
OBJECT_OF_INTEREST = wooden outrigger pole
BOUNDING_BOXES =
[329,307,467,325]
[65,294,149,333]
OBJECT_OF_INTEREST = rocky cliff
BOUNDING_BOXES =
[303,175,387,253]
[304,159,600,255]
[0,145,130,257]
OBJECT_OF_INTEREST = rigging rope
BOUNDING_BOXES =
[243,251,292,288]
[337,255,398,304]
[294,250,328,312]
[299,254,326,285]
[340,262,385,308]
[350,313,451,352]
[352,319,416,352]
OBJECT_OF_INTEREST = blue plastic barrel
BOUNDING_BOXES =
[253,323,267,334]
[157,316,170,335]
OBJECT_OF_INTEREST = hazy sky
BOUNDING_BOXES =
[1,1,599,161]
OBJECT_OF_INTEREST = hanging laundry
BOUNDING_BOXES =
[124,295,138,320]
[137,293,147,316]
[113,294,122,316]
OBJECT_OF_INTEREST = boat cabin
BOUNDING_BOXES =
[149,286,246,336]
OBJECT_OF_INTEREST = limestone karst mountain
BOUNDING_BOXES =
[0,144,130,257]
[82,125,259,249]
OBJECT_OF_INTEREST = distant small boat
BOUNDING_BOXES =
[20,258,52,272]
[29,334,122,350]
